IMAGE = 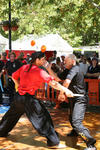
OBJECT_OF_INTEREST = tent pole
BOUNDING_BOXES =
[9,0,12,52]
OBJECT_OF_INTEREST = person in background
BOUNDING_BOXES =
[60,55,66,71]
[51,57,62,74]
[92,52,98,58]
[25,53,31,64]
[87,57,92,66]
[5,52,22,103]
[79,54,84,63]
[17,52,26,65]
[1,52,8,89]
[0,51,74,149]
[1,52,8,65]
[6,52,22,77]
[85,57,100,79]
[0,60,5,104]
[79,57,89,76]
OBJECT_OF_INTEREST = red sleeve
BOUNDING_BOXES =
[40,69,54,83]
[12,67,21,80]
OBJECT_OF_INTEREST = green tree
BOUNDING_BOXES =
[0,0,100,47]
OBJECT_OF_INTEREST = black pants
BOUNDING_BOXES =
[0,92,59,146]
[68,96,96,146]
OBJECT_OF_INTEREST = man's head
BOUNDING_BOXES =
[26,53,30,57]
[91,57,98,66]
[64,54,76,69]
[2,52,7,59]
[61,55,65,62]
[30,51,46,66]
[8,52,16,62]
[82,57,87,64]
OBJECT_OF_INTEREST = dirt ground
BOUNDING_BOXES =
[0,108,100,150]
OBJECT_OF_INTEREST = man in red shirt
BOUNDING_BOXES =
[0,51,74,149]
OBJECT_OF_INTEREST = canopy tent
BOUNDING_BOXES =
[0,34,8,52]
[5,34,73,56]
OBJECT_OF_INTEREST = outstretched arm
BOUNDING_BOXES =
[43,62,61,82]
[58,79,71,101]
[48,79,73,97]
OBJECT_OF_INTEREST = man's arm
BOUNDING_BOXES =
[59,79,71,94]
[48,79,73,97]
[86,72,100,78]
[58,79,71,101]
[43,63,61,82]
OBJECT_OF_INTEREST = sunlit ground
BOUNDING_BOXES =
[0,108,100,150]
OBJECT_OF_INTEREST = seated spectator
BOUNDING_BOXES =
[85,57,100,79]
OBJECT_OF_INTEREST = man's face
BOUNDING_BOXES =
[64,57,73,69]
[61,56,65,61]
[2,55,6,59]
[92,59,97,66]
[37,56,47,66]
[10,54,15,62]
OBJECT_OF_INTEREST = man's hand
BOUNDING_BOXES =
[58,93,66,102]
[65,88,74,97]
[43,61,50,68]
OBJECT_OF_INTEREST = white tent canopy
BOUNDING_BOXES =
[0,34,8,52]
[5,34,73,56]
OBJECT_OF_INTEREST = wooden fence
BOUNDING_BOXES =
[35,79,100,106]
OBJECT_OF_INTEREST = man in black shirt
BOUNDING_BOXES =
[85,57,100,79]
[5,52,22,103]
[6,53,22,77]
[58,54,96,150]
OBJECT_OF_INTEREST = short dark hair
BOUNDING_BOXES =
[92,57,98,62]
[8,52,16,58]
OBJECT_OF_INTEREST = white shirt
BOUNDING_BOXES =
[79,62,89,75]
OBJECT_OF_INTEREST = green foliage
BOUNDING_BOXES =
[0,0,100,46]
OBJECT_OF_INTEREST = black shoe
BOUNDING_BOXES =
[86,139,96,147]
[67,129,78,137]
[84,145,97,150]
